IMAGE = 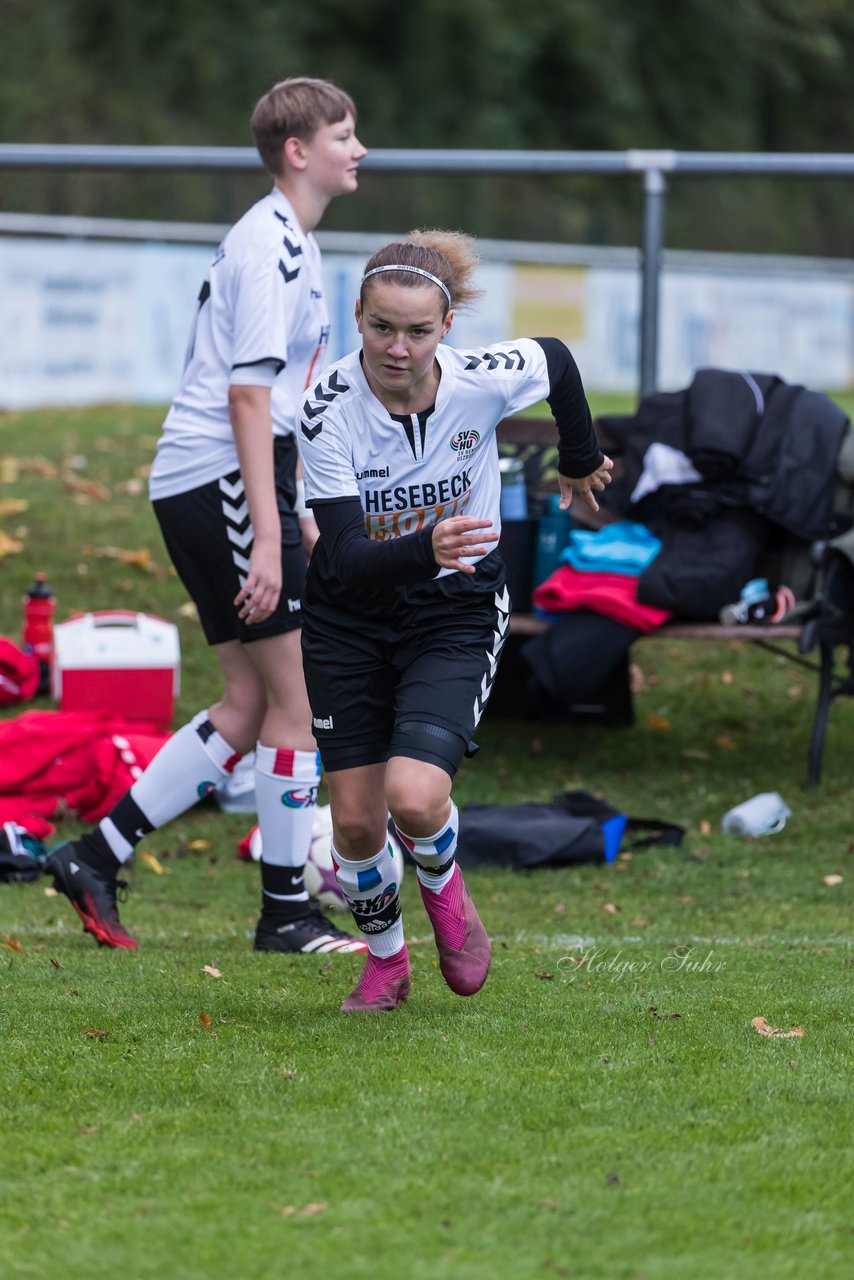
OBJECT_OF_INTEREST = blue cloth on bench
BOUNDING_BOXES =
[559,520,662,577]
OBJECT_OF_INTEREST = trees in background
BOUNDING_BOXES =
[2,0,853,254]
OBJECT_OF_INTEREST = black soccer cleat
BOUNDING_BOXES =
[46,841,138,950]
[253,906,368,955]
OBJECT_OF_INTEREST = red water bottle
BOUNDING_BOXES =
[22,573,56,696]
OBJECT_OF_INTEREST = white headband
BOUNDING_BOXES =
[361,264,452,306]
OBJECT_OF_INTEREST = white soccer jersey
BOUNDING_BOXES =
[298,338,552,577]
[149,188,330,500]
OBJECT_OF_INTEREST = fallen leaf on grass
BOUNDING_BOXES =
[187,839,211,851]
[823,874,843,887]
[43,886,58,898]
[721,671,734,685]
[751,1017,804,1039]
[0,530,24,558]
[280,1202,328,1218]
[199,1013,212,1029]
[0,498,28,516]
[62,473,111,502]
[84,1028,109,1038]
[1,935,23,952]
[648,1007,682,1021]
[535,972,554,981]
[281,1069,298,1079]
[605,1172,620,1186]
[553,902,566,916]
[177,602,200,622]
[201,964,223,979]
[646,714,671,732]
[682,748,711,762]
[715,733,736,750]
[50,958,64,970]
[601,902,620,914]
[92,544,154,570]
[78,1125,99,1135]
[139,851,170,876]
[698,819,712,835]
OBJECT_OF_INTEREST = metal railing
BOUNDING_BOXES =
[3,144,854,396]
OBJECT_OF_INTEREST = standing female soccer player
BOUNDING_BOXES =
[297,230,613,1010]
[47,78,368,957]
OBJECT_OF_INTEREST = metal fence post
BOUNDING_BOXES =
[639,166,667,399]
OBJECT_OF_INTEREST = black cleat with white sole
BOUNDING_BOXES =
[253,907,367,955]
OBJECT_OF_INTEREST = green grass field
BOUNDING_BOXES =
[1,401,852,1280]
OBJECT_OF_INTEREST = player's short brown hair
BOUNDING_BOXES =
[251,77,356,177]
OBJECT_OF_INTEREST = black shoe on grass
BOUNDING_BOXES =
[253,907,367,955]
[46,841,138,950]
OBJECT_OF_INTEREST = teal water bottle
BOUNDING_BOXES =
[533,494,573,587]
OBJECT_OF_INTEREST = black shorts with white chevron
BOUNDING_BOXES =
[301,549,510,773]
[153,436,307,645]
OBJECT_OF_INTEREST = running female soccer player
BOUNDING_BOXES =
[296,229,613,1010]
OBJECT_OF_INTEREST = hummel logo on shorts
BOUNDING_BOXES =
[313,715,333,730]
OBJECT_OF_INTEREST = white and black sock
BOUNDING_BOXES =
[334,842,404,956]
[77,710,241,876]
[394,801,459,894]
[254,744,320,920]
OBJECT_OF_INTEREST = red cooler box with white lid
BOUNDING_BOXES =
[52,610,180,728]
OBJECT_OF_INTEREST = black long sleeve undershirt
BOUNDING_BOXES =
[311,496,439,588]
[534,337,605,478]
[310,338,602,590]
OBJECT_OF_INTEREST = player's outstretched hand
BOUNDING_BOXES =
[432,516,499,574]
[557,455,614,514]
[234,538,282,623]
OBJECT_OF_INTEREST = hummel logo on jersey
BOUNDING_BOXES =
[464,349,526,371]
[313,715,334,730]
[279,259,300,284]
[287,597,301,612]
[70,861,80,875]
[312,369,350,403]
[356,467,390,480]
[300,370,351,441]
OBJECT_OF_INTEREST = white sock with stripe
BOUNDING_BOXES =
[394,801,459,894]
[333,842,405,957]
[97,710,241,864]
[254,743,320,914]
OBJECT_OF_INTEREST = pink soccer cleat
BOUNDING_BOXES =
[340,945,411,1012]
[419,864,491,996]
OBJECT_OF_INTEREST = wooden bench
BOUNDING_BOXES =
[496,417,854,788]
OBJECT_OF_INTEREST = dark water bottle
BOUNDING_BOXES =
[22,573,56,696]
[533,493,573,587]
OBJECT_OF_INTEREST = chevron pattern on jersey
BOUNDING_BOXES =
[218,474,253,586]
[300,370,351,441]
[464,349,526,372]
[473,585,511,728]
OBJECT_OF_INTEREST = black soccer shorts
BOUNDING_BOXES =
[153,436,307,645]
[301,551,510,774]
